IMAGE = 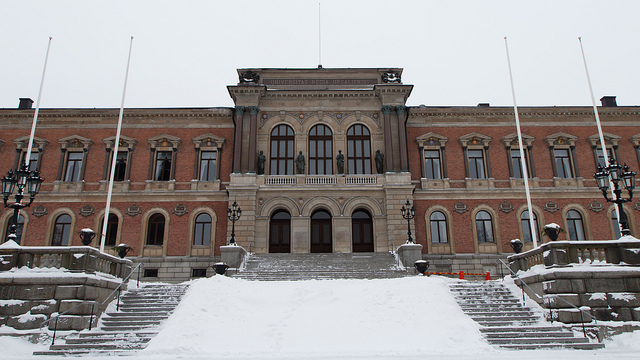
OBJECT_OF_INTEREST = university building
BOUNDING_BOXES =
[1,67,639,282]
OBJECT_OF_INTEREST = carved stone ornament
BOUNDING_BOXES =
[173,203,188,217]
[453,201,469,214]
[544,201,560,213]
[79,204,95,217]
[499,201,514,214]
[126,203,142,217]
[239,70,260,84]
[634,200,640,211]
[381,70,401,84]
[339,197,345,205]
[32,205,48,218]
[298,197,305,206]
[589,199,605,212]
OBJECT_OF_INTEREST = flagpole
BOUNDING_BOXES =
[100,36,134,253]
[578,37,620,232]
[504,37,538,247]
[24,37,53,168]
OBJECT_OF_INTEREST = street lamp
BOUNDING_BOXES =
[593,158,636,237]
[2,164,44,243]
[227,201,242,245]
[401,200,416,244]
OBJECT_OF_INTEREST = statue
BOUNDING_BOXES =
[295,151,305,174]
[257,150,266,175]
[375,150,384,174]
[336,150,345,174]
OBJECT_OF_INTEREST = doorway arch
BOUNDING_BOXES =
[269,210,291,253]
[352,209,374,252]
[310,210,332,253]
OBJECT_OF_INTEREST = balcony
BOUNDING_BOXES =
[256,174,384,187]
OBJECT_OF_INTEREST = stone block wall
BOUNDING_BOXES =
[135,256,221,283]
[424,253,509,279]
[0,274,121,331]
[516,268,640,323]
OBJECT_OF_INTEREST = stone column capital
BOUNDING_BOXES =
[249,106,260,116]
[395,105,406,115]
[381,105,393,115]
[235,106,245,116]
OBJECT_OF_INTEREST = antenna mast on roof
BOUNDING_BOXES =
[318,3,322,68]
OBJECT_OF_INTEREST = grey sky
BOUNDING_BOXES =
[1,0,638,109]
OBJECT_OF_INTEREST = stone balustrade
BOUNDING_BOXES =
[508,238,640,273]
[0,246,132,279]
[258,174,383,187]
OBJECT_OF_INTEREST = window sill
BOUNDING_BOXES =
[52,180,84,192]
[99,180,130,192]
[553,177,584,188]
[190,180,221,191]
[145,180,176,191]
[420,178,450,190]
[464,178,495,189]
[508,178,539,188]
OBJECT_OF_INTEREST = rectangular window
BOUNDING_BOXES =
[554,149,573,178]
[154,151,172,181]
[596,148,614,167]
[510,149,524,178]
[199,151,217,181]
[113,151,128,181]
[19,151,39,172]
[64,152,84,182]
[423,150,441,179]
[467,149,485,179]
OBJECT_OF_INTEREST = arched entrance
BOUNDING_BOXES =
[269,210,291,253]
[352,209,374,252]
[310,210,332,253]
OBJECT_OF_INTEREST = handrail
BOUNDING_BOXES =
[40,262,144,344]
[496,259,597,339]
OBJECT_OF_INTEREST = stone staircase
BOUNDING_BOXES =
[34,284,189,356]
[231,252,407,281]
[449,281,604,350]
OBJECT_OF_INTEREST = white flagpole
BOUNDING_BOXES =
[318,2,322,67]
[578,37,621,234]
[504,37,538,247]
[24,37,53,168]
[100,36,134,253]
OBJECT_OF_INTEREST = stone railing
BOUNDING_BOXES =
[508,238,640,273]
[0,246,132,279]
[258,174,384,186]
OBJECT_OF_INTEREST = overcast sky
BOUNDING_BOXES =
[1,0,638,109]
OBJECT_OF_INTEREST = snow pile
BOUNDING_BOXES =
[144,276,491,358]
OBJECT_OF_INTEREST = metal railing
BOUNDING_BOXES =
[41,263,144,345]
[496,259,596,339]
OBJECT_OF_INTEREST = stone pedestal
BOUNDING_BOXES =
[220,245,248,271]
[396,243,423,274]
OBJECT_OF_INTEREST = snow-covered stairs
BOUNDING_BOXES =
[34,284,189,356]
[231,252,407,281]
[449,281,604,350]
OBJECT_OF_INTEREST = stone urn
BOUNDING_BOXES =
[213,262,229,275]
[510,239,523,254]
[79,228,96,246]
[414,260,430,275]
[114,244,133,258]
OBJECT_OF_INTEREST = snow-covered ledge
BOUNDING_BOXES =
[396,243,423,274]
[220,245,247,273]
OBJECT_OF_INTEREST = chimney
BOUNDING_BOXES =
[18,98,34,109]
[600,96,617,107]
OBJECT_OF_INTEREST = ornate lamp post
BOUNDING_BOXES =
[227,201,242,245]
[401,200,416,244]
[593,159,636,237]
[2,164,44,243]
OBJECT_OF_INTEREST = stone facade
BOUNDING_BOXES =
[1,67,639,283]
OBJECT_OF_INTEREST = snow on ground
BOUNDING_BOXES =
[2,275,640,360]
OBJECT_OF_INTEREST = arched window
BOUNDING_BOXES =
[270,124,295,175]
[347,124,371,174]
[520,210,540,243]
[193,213,212,246]
[611,210,622,239]
[4,214,25,244]
[475,210,494,243]
[52,214,72,246]
[98,214,119,247]
[566,210,585,240]
[430,211,448,243]
[269,210,291,253]
[309,125,333,175]
[352,209,374,252]
[147,213,165,246]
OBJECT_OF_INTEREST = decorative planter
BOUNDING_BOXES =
[213,262,229,275]
[414,260,430,275]
[114,244,132,259]
[510,239,523,254]
[79,229,96,246]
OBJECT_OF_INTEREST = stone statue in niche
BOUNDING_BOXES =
[256,150,266,175]
[295,151,305,174]
[336,150,345,174]
[375,150,384,174]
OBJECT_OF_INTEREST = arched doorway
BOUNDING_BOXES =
[352,209,374,252]
[311,210,332,253]
[269,210,291,253]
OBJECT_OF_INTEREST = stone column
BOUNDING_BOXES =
[396,105,408,172]
[382,106,394,172]
[232,106,245,173]
[248,106,259,173]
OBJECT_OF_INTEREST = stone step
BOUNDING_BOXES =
[499,343,605,350]
[479,326,568,333]
[487,336,590,345]
[483,331,573,339]
[34,349,138,356]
